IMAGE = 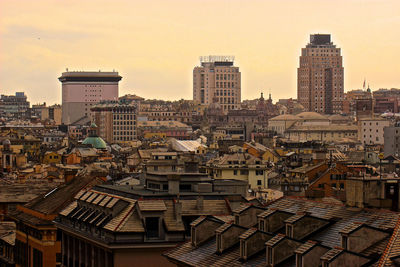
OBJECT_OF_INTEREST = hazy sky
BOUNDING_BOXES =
[0,0,399,105]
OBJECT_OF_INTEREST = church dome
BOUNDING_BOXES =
[82,122,107,149]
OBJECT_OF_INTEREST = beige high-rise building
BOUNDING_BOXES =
[91,100,137,143]
[193,56,241,112]
[298,34,344,114]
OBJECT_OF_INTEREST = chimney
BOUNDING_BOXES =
[196,195,204,210]
[168,174,180,195]
[174,199,182,223]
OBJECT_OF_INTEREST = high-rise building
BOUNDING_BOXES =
[297,34,344,114]
[59,71,121,125]
[91,100,137,143]
[0,92,30,119]
[193,56,241,112]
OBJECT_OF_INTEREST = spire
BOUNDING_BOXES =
[260,92,264,100]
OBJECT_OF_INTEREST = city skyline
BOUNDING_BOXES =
[1,0,400,105]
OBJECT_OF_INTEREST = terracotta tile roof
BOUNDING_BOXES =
[0,222,16,246]
[105,197,119,208]
[92,194,106,205]
[181,199,230,216]
[98,195,112,207]
[164,239,241,267]
[189,216,207,227]
[213,215,234,223]
[215,223,233,234]
[138,200,167,211]
[232,204,251,214]
[285,214,305,224]
[59,201,77,217]
[239,228,257,240]
[339,222,363,234]
[74,190,86,200]
[85,192,98,203]
[118,208,145,232]
[257,209,277,219]
[320,248,343,262]
[378,217,400,266]
[23,175,104,215]
[294,240,318,254]
[163,201,185,231]
[265,234,285,247]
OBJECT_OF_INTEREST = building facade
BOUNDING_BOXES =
[59,71,121,125]
[0,92,30,119]
[384,123,400,157]
[297,34,344,114]
[360,117,389,145]
[193,56,241,112]
[91,101,137,143]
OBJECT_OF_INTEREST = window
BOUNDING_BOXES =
[145,217,160,238]
[257,180,262,186]
[233,170,238,175]
[256,170,264,176]
[33,248,43,267]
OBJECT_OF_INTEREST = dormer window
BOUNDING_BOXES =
[146,217,160,239]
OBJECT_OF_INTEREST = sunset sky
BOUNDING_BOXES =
[0,0,399,105]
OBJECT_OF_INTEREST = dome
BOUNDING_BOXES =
[2,139,11,145]
[296,112,328,121]
[82,136,107,149]
[269,114,298,121]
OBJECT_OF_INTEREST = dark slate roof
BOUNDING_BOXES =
[267,197,399,249]
[24,175,105,215]
[378,217,400,266]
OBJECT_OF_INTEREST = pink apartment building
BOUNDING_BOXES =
[59,71,121,125]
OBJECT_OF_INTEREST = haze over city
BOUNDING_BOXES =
[1,0,400,104]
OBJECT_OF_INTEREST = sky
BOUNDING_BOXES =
[0,0,399,105]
